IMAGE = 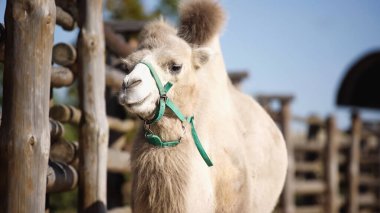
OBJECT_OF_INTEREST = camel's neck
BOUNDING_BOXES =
[132,116,192,213]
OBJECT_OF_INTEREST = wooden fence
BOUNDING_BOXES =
[258,95,380,213]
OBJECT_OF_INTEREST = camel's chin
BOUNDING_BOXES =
[120,93,158,120]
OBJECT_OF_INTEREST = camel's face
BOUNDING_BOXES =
[119,34,211,120]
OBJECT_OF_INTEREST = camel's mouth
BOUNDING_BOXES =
[125,94,150,107]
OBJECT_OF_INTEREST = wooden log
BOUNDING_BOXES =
[55,0,78,21]
[360,175,380,187]
[325,116,339,213]
[104,24,137,57]
[359,193,379,207]
[52,43,77,66]
[51,66,75,88]
[50,119,65,141]
[47,161,78,193]
[295,162,323,174]
[50,140,78,164]
[50,104,136,132]
[295,180,326,195]
[50,104,81,124]
[107,149,131,173]
[106,65,125,90]
[348,112,361,213]
[77,0,109,211]
[108,117,135,133]
[0,0,55,212]
[279,99,296,213]
[296,206,324,213]
[56,6,75,31]
[50,138,130,173]
[105,20,146,33]
[294,143,324,153]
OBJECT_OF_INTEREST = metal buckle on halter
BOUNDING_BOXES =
[160,94,168,101]
[144,121,153,133]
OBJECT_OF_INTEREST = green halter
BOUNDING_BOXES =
[140,61,213,167]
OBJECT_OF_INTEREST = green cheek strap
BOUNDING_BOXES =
[139,62,213,167]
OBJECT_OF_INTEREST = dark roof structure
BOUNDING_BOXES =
[336,51,380,110]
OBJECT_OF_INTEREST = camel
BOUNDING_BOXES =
[118,0,288,212]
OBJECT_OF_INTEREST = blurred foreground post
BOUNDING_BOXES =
[0,0,55,212]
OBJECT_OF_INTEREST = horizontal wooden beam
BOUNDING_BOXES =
[106,65,125,90]
[295,180,326,195]
[107,149,131,173]
[50,104,136,133]
[104,24,137,57]
[50,139,131,173]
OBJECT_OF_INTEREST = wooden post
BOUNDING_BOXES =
[0,0,56,212]
[325,116,339,213]
[77,0,109,212]
[348,111,361,213]
[279,98,296,213]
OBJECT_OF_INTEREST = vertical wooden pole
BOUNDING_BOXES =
[348,111,361,213]
[325,116,339,213]
[77,0,109,212]
[280,99,296,213]
[0,0,55,212]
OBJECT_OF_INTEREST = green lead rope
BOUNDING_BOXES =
[140,62,213,167]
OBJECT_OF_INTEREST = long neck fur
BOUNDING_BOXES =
[131,115,192,213]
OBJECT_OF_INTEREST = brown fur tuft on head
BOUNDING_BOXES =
[138,19,177,49]
[178,0,225,45]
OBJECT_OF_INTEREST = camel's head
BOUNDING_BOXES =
[119,0,225,120]
[118,21,212,119]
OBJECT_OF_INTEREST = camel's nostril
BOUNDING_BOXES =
[127,79,142,89]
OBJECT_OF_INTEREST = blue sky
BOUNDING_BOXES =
[216,1,380,129]
[1,1,380,129]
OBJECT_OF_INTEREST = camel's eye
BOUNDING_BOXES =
[169,63,182,73]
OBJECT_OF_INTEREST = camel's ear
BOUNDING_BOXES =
[192,47,213,70]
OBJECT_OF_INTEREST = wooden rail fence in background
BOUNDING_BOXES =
[258,95,380,213]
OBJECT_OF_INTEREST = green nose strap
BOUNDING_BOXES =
[139,62,213,167]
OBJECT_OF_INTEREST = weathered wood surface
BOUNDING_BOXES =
[348,112,361,213]
[50,139,131,173]
[77,0,109,211]
[294,180,326,195]
[104,24,137,57]
[51,66,75,87]
[50,140,78,164]
[106,65,126,90]
[50,119,65,141]
[107,149,131,173]
[0,0,56,212]
[56,6,75,31]
[47,161,78,193]
[325,116,339,213]
[50,104,135,132]
[56,0,78,21]
[52,43,77,66]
